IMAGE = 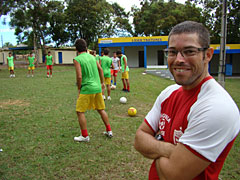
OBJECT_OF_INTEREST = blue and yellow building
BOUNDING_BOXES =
[98,36,240,75]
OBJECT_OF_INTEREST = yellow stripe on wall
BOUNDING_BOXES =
[98,36,169,43]
[210,44,240,50]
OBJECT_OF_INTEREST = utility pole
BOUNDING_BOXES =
[218,0,227,88]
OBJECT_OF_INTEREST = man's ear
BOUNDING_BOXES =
[205,47,214,63]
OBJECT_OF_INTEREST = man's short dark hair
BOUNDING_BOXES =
[116,50,122,55]
[103,48,109,55]
[75,39,87,53]
[168,21,210,48]
[9,52,12,54]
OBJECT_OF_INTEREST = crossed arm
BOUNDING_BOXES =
[134,121,210,180]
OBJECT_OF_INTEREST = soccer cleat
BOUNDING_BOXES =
[103,131,113,138]
[10,74,12,78]
[27,75,30,77]
[102,95,106,100]
[74,135,90,142]
[107,96,111,100]
[122,88,127,92]
[50,75,52,78]
[32,75,34,77]
[12,74,15,78]
[47,75,49,78]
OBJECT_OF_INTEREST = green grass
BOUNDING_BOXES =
[0,66,239,179]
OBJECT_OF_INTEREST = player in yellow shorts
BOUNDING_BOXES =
[101,48,114,100]
[26,52,36,77]
[73,39,113,142]
[7,52,15,78]
[117,50,130,92]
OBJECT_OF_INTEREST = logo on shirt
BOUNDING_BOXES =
[158,113,171,136]
[173,127,183,144]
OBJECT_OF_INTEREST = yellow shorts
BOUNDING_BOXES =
[104,77,111,85]
[28,66,35,70]
[122,71,129,79]
[76,93,105,112]
[8,66,14,70]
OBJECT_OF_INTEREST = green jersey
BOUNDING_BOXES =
[7,56,14,67]
[74,52,102,94]
[101,56,112,78]
[46,55,53,65]
[28,56,35,67]
[121,55,129,72]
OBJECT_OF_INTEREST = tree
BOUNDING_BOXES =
[65,0,132,49]
[132,0,204,36]
[47,1,70,47]
[0,0,26,17]
[3,42,13,48]
[189,0,240,43]
[9,1,49,54]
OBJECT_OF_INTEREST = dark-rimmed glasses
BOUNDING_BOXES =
[164,47,208,58]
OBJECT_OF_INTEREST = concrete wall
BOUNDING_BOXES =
[209,53,240,75]
[125,46,143,67]
[232,54,240,74]
[0,51,9,64]
[52,50,77,64]
[102,45,167,67]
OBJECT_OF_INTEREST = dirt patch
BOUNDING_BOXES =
[0,99,30,109]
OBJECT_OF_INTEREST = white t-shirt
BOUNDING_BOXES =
[112,57,120,70]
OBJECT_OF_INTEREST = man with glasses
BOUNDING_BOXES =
[134,21,239,180]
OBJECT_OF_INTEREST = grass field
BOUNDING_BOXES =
[0,66,239,180]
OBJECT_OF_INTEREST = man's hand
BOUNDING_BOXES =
[134,121,176,159]
[101,83,105,91]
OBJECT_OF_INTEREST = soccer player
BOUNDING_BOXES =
[134,21,240,180]
[26,52,36,77]
[73,39,113,142]
[45,51,54,78]
[7,52,15,78]
[111,52,120,87]
[101,48,114,100]
[116,50,130,92]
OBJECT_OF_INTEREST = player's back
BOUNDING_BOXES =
[101,56,112,77]
[74,53,101,94]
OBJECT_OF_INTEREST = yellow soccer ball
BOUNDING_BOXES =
[128,107,137,117]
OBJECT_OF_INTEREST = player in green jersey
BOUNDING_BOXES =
[116,50,130,92]
[101,48,114,100]
[7,52,15,78]
[73,39,113,142]
[26,52,36,77]
[45,51,54,78]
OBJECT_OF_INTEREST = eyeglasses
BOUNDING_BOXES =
[164,47,208,58]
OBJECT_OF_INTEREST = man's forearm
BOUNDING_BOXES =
[134,130,174,159]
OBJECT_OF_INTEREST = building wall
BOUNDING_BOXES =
[125,46,144,67]
[52,50,77,64]
[209,53,240,74]
[232,54,240,74]
[0,51,9,64]
[102,46,167,67]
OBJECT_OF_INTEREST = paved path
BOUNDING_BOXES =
[145,69,174,80]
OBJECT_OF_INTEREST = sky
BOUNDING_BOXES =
[0,0,186,47]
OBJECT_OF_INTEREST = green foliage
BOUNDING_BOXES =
[189,0,240,43]
[65,0,132,48]
[0,67,239,179]
[3,42,14,48]
[132,0,203,36]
